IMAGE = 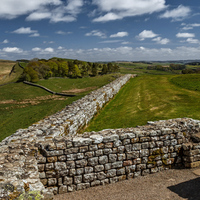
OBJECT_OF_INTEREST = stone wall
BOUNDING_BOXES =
[36,118,200,195]
[1,74,200,199]
[0,74,134,199]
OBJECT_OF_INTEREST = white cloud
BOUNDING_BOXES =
[32,47,41,51]
[176,32,195,38]
[85,30,106,38]
[152,37,170,44]
[0,0,83,23]
[110,32,128,38]
[137,30,158,41]
[186,38,199,44]
[26,12,51,21]
[160,5,191,21]
[92,0,167,22]
[0,0,62,19]
[30,33,40,37]
[2,39,9,44]
[3,47,23,53]
[181,23,200,30]
[44,47,54,53]
[13,27,38,34]
[3,46,200,62]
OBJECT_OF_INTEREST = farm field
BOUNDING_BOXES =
[85,74,200,132]
[0,73,118,141]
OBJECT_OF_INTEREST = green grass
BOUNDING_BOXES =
[170,74,200,91]
[85,74,200,132]
[0,74,117,141]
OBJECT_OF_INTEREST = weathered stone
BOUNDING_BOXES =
[59,185,68,194]
[83,173,96,182]
[48,178,57,186]
[99,155,108,165]
[63,176,73,185]
[68,185,76,192]
[47,156,57,163]
[95,165,104,172]
[109,154,117,163]
[106,169,116,178]
[76,159,87,168]
[88,157,98,166]
[74,175,82,184]
[127,151,139,159]
[85,166,94,174]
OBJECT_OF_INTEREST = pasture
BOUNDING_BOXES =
[85,74,200,132]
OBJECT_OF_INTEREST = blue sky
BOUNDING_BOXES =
[0,0,200,61]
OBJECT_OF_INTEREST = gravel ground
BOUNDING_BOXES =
[55,168,200,200]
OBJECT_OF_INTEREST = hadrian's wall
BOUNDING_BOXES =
[1,74,200,200]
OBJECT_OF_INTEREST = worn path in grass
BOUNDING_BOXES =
[85,74,200,132]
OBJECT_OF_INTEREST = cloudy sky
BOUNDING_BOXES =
[0,0,200,61]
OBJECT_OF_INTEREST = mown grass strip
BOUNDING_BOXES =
[85,75,200,132]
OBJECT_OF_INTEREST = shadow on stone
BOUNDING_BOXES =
[168,177,200,200]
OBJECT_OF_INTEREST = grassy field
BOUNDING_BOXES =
[85,74,200,132]
[0,60,23,85]
[0,74,118,141]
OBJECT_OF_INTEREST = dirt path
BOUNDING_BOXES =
[55,168,200,200]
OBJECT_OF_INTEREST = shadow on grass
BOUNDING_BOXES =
[168,177,200,200]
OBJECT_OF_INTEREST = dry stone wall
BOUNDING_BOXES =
[36,118,200,196]
[0,74,134,199]
[1,74,200,199]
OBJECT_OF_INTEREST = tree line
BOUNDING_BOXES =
[147,64,186,72]
[18,58,120,82]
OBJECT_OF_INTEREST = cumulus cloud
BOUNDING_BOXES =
[137,30,158,41]
[160,5,191,21]
[12,27,38,34]
[176,32,195,38]
[2,47,23,53]
[92,0,167,22]
[110,32,128,38]
[85,30,106,38]
[152,37,170,44]
[0,0,83,23]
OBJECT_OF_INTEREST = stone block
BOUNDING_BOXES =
[63,176,73,185]
[97,172,107,180]
[117,167,125,175]
[123,160,132,166]
[76,168,84,175]
[99,155,108,165]
[58,155,66,162]
[132,144,141,151]
[68,185,76,192]
[85,151,94,158]
[48,178,57,186]
[127,151,139,159]
[77,183,90,191]
[106,169,116,178]
[105,142,113,148]
[95,149,103,156]
[112,161,123,168]
[83,173,96,182]
[109,154,117,163]
[88,157,99,166]
[91,180,101,187]
[66,161,75,169]
[123,139,131,145]
[89,144,98,151]
[59,185,68,194]
[38,164,45,172]
[76,159,87,168]
[95,165,104,172]
[140,149,149,157]
[55,162,67,171]
[85,166,94,174]
[45,163,54,170]
[79,146,88,153]
[74,175,83,184]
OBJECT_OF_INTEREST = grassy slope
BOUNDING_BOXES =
[0,74,117,141]
[85,74,200,132]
